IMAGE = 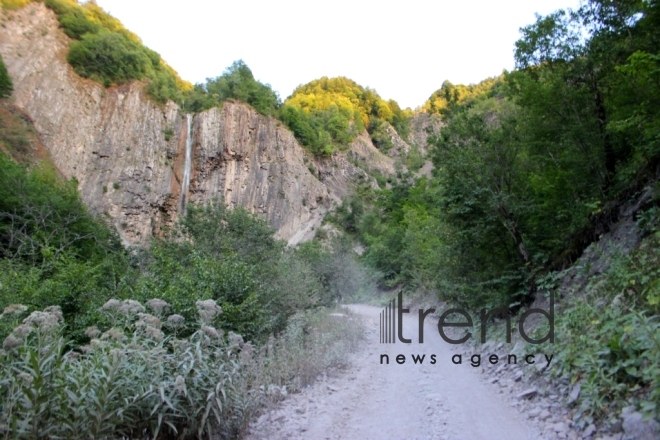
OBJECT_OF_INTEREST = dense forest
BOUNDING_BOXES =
[334,0,660,426]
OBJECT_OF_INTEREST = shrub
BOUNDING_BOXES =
[0,0,30,10]
[184,60,280,116]
[368,117,393,153]
[57,8,101,39]
[67,31,151,86]
[0,54,12,98]
[0,153,118,265]
[0,302,364,439]
[42,0,190,104]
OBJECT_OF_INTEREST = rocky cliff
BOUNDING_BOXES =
[0,2,396,246]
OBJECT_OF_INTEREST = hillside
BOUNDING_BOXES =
[0,1,420,246]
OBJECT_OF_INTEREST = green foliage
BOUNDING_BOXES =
[67,31,152,86]
[297,237,379,305]
[528,229,660,424]
[424,77,504,114]
[279,103,358,157]
[0,303,364,439]
[0,105,37,164]
[0,153,118,266]
[42,0,190,104]
[367,117,393,153]
[283,77,411,156]
[404,144,425,172]
[0,0,31,10]
[0,54,13,98]
[0,155,366,346]
[162,126,174,142]
[184,60,280,116]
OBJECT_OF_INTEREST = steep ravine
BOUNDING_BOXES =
[0,2,398,246]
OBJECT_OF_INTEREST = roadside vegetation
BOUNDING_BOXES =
[332,0,660,426]
[0,148,367,437]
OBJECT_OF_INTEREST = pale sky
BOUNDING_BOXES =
[94,0,582,109]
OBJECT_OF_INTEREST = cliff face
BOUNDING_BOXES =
[0,3,388,245]
[0,3,183,245]
[191,103,331,244]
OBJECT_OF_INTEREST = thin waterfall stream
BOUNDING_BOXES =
[180,114,193,214]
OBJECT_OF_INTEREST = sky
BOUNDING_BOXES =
[94,0,582,109]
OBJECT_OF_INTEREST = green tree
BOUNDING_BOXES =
[185,60,280,116]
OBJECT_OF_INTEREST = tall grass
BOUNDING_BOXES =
[0,300,364,439]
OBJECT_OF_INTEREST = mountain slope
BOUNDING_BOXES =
[0,2,404,245]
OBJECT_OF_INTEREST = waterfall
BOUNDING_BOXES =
[180,114,193,214]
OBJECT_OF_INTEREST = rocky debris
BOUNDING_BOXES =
[582,424,596,438]
[621,407,660,440]
[568,384,581,405]
[539,410,552,421]
[517,388,539,400]
[407,112,443,157]
[381,122,410,159]
[463,338,660,440]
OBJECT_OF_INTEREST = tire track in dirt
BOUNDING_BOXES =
[247,304,548,440]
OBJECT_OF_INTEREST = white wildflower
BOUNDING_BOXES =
[12,324,32,338]
[228,331,244,347]
[43,306,63,322]
[84,326,101,339]
[146,299,170,315]
[202,325,220,339]
[101,328,124,341]
[101,299,122,311]
[118,300,145,316]
[166,314,185,327]
[90,339,106,349]
[65,351,81,361]
[174,375,186,394]
[144,326,164,341]
[3,335,23,351]
[196,299,222,323]
[18,372,33,384]
[2,304,28,316]
[22,310,61,333]
[136,313,162,329]
[240,342,254,364]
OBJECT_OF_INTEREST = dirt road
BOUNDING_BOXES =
[248,304,548,440]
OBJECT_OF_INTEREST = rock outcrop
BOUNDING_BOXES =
[0,3,393,246]
[0,3,184,245]
[191,103,332,244]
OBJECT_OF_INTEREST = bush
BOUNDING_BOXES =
[184,60,280,116]
[0,0,30,10]
[0,54,13,99]
[57,8,101,39]
[368,117,393,153]
[43,0,190,104]
[0,153,118,266]
[0,302,363,439]
[67,31,151,86]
